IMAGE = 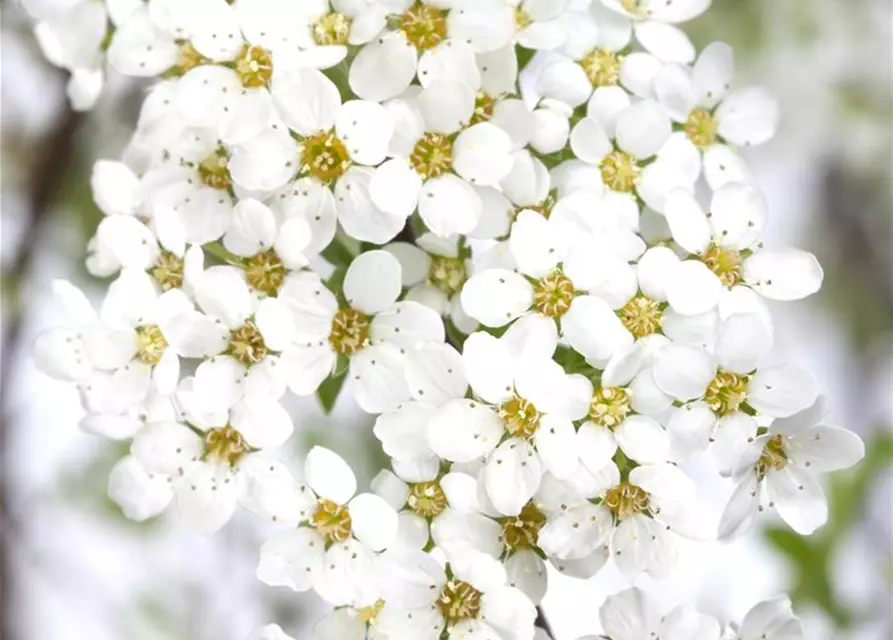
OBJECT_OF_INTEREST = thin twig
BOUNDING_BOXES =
[536,605,554,637]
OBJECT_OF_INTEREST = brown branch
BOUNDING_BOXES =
[0,96,84,640]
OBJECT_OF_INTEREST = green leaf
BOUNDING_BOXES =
[320,237,356,268]
[317,370,347,414]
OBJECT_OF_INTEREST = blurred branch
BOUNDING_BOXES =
[0,93,84,640]
[536,606,554,637]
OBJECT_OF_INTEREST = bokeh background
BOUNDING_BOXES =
[1,0,891,638]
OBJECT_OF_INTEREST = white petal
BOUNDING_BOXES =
[224,198,277,256]
[165,311,230,358]
[91,160,140,216]
[718,472,761,540]
[231,400,293,449]
[714,312,772,373]
[174,463,242,534]
[370,158,422,218]
[352,342,412,413]
[653,344,715,401]
[616,415,670,464]
[663,189,710,255]
[665,260,723,316]
[195,265,252,328]
[336,166,409,244]
[417,80,475,134]
[462,330,515,404]
[634,20,695,64]
[271,67,340,136]
[711,413,758,475]
[335,99,394,165]
[703,145,754,190]
[570,116,611,164]
[600,587,661,640]
[743,250,823,301]
[562,296,634,366]
[766,467,828,535]
[578,424,619,475]
[428,399,503,462]
[452,123,514,186]
[460,269,533,328]
[349,492,399,551]
[107,455,174,522]
[654,63,697,122]
[305,446,356,504]
[281,343,336,396]
[371,301,445,348]
[716,86,780,146]
[789,426,864,473]
[418,174,482,237]
[636,246,682,302]
[349,34,417,101]
[615,99,671,159]
[748,364,817,418]
[534,414,579,479]
[667,402,716,459]
[257,528,325,592]
[405,342,467,405]
[374,401,438,463]
[504,550,547,605]
[693,41,734,107]
[344,249,402,315]
[484,438,544,516]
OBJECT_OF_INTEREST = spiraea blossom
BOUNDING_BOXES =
[27,0,859,637]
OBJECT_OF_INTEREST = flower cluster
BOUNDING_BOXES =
[28,0,864,638]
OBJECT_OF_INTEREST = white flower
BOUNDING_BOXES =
[721,595,803,640]
[280,250,445,413]
[378,546,536,640]
[218,198,312,298]
[165,264,297,410]
[427,325,587,514]
[655,42,779,190]
[658,313,817,472]
[257,68,399,243]
[599,0,712,64]
[566,99,697,212]
[257,447,399,606]
[348,0,515,103]
[719,395,864,539]
[576,345,671,473]
[313,603,391,640]
[370,87,513,237]
[461,210,638,366]
[385,233,477,333]
[537,460,706,578]
[131,379,298,532]
[107,454,174,522]
[598,587,721,640]
[24,0,111,109]
[661,182,823,315]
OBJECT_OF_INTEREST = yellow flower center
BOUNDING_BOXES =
[135,325,168,365]
[246,250,286,295]
[533,271,575,318]
[589,387,632,429]
[407,481,447,518]
[580,49,622,87]
[705,370,749,416]
[204,426,248,466]
[151,251,184,291]
[620,295,663,338]
[514,6,533,30]
[470,91,495,125]
[620,0,647,18]
[311,12,352,46]
[173,41,208,76]
[328,308,370,356]
[235,44,273,88]
[437,579,482,623]
[401,3,447,51]
[701,245,743,288]
[603,482,650,519]
[756,434,788,479]
[198,146,232,190]
[499,502,546,552]
[512,198,554,221]
[684,108,718,148]
[312,499,353,544]
[410,132,453,180]
[301,131,350,183]
[499,396,540,439]
[358,599,385,624]
[429,255,467,296]
[229,320,268,366]
[601,150,640,192]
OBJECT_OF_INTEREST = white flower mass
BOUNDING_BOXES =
[25,0,865,638]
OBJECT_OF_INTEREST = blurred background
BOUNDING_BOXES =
[1,0,891,638]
